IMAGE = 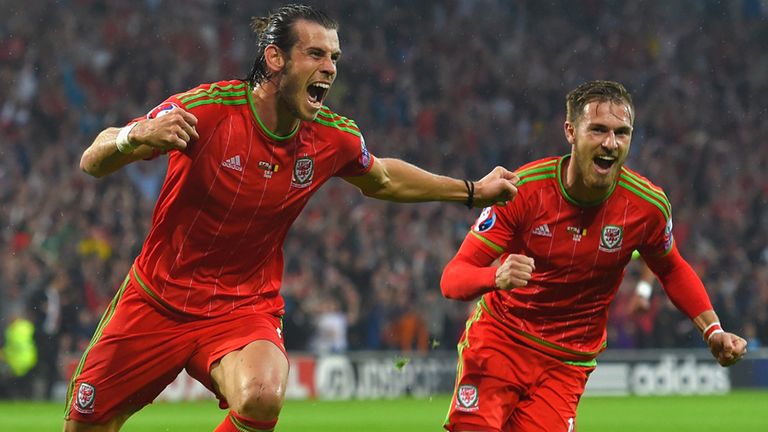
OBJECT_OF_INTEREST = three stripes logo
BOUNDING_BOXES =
[222,155,243,172]
[532,224,552,237]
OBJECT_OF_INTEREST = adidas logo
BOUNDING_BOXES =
[532,224,552,237]
[222,155,243,172]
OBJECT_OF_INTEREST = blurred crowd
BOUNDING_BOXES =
[1,0,767,399]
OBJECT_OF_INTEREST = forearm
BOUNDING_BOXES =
[646,247,713,320]
[440,235,500,301]
[441,260,497,301]
[692,310,720,334]
[366,158,468,203]
[80,127,150,178]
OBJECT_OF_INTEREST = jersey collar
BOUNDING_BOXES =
[246,81,300,141]
[557,154,617,207]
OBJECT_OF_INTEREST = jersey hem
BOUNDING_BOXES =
[479,296,606,363]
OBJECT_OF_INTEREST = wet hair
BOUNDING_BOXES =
[566,80,634,124]
[246,4,338,85]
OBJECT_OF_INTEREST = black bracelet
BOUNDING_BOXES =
[463,179,475,209]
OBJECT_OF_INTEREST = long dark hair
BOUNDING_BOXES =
[246,4,337,86]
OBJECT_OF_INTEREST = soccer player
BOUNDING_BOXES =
[440,80,747,432]
[65,4,518,432]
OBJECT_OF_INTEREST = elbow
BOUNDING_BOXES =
[440,270,463,300]
[80,154,106,178]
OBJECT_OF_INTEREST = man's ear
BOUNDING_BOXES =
[564,120,576,145]
[264,44,286,73]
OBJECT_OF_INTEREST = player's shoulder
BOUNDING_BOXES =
[172,80,249,111]
[617,165,672,220]
[514,156,560,189]
[311,105,362,138]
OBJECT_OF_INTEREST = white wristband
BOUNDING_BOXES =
[703,322,724,342]
[635,280,653,300]
[116,123,139,154]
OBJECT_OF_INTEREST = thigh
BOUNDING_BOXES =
[444,307,530,432]
[65,277,191,424]
[188,311,287,408]
[506,364,593,432]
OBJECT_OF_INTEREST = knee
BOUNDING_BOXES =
[230,379,286,420]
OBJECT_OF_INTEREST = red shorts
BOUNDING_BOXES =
[444,305,594,432]
[64,274,286,424]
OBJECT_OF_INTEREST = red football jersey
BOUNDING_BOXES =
[471,156,673,361]
[129,80,373,318]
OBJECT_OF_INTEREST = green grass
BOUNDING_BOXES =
[3,391,768,431]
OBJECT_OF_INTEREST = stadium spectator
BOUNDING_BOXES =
[63,4,517,431]
[440,80,747,432]
[28,267,66,400]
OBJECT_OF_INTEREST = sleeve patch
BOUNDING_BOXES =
[473,207,496,233]
[146,102,180,119]
[663,217,674,251]
[359,135,371,169]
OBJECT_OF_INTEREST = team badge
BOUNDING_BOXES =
[599,225,623,252]
[473,207,496,233]
[75,382,96,414]
[146,102,179,119]
[456,384,479,412]
[663,218,674,251]
[291,156,314,188]
[359,135,371,169]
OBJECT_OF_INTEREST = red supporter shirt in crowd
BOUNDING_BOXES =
[129,80,373,318]
[470,156,674,361]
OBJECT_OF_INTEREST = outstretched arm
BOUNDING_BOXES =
[80,108,199,178]
[342,158,519,207]
[644,247,747,366]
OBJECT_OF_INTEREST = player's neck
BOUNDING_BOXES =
[251,85,300,137]
[562,156,611,204]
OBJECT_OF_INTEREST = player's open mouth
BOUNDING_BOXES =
[307,82,330,109]
[593,155,616,174]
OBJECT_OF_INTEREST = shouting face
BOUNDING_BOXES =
[277,19,340,122]
[563,100,633,203]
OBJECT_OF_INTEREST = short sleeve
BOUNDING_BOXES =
[334,132,375,177]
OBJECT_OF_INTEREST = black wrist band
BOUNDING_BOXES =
[464,179,475,209]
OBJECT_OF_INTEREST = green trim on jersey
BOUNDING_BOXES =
[131,267,178,312]
[515,159,557,187]
[564,359,598,368]
[246,82,299,141]
[470,231,505,254]
[315,107,361,137]
[557,155,616,207]
[185,97,248,110]
[618,168,672,220]
[178,82,245,100]
[65,274,130,418]
[444,303,485,427]
[479,297,608,360]
[178,83,248,110]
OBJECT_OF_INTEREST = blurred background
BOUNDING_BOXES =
[1,0,767,403]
